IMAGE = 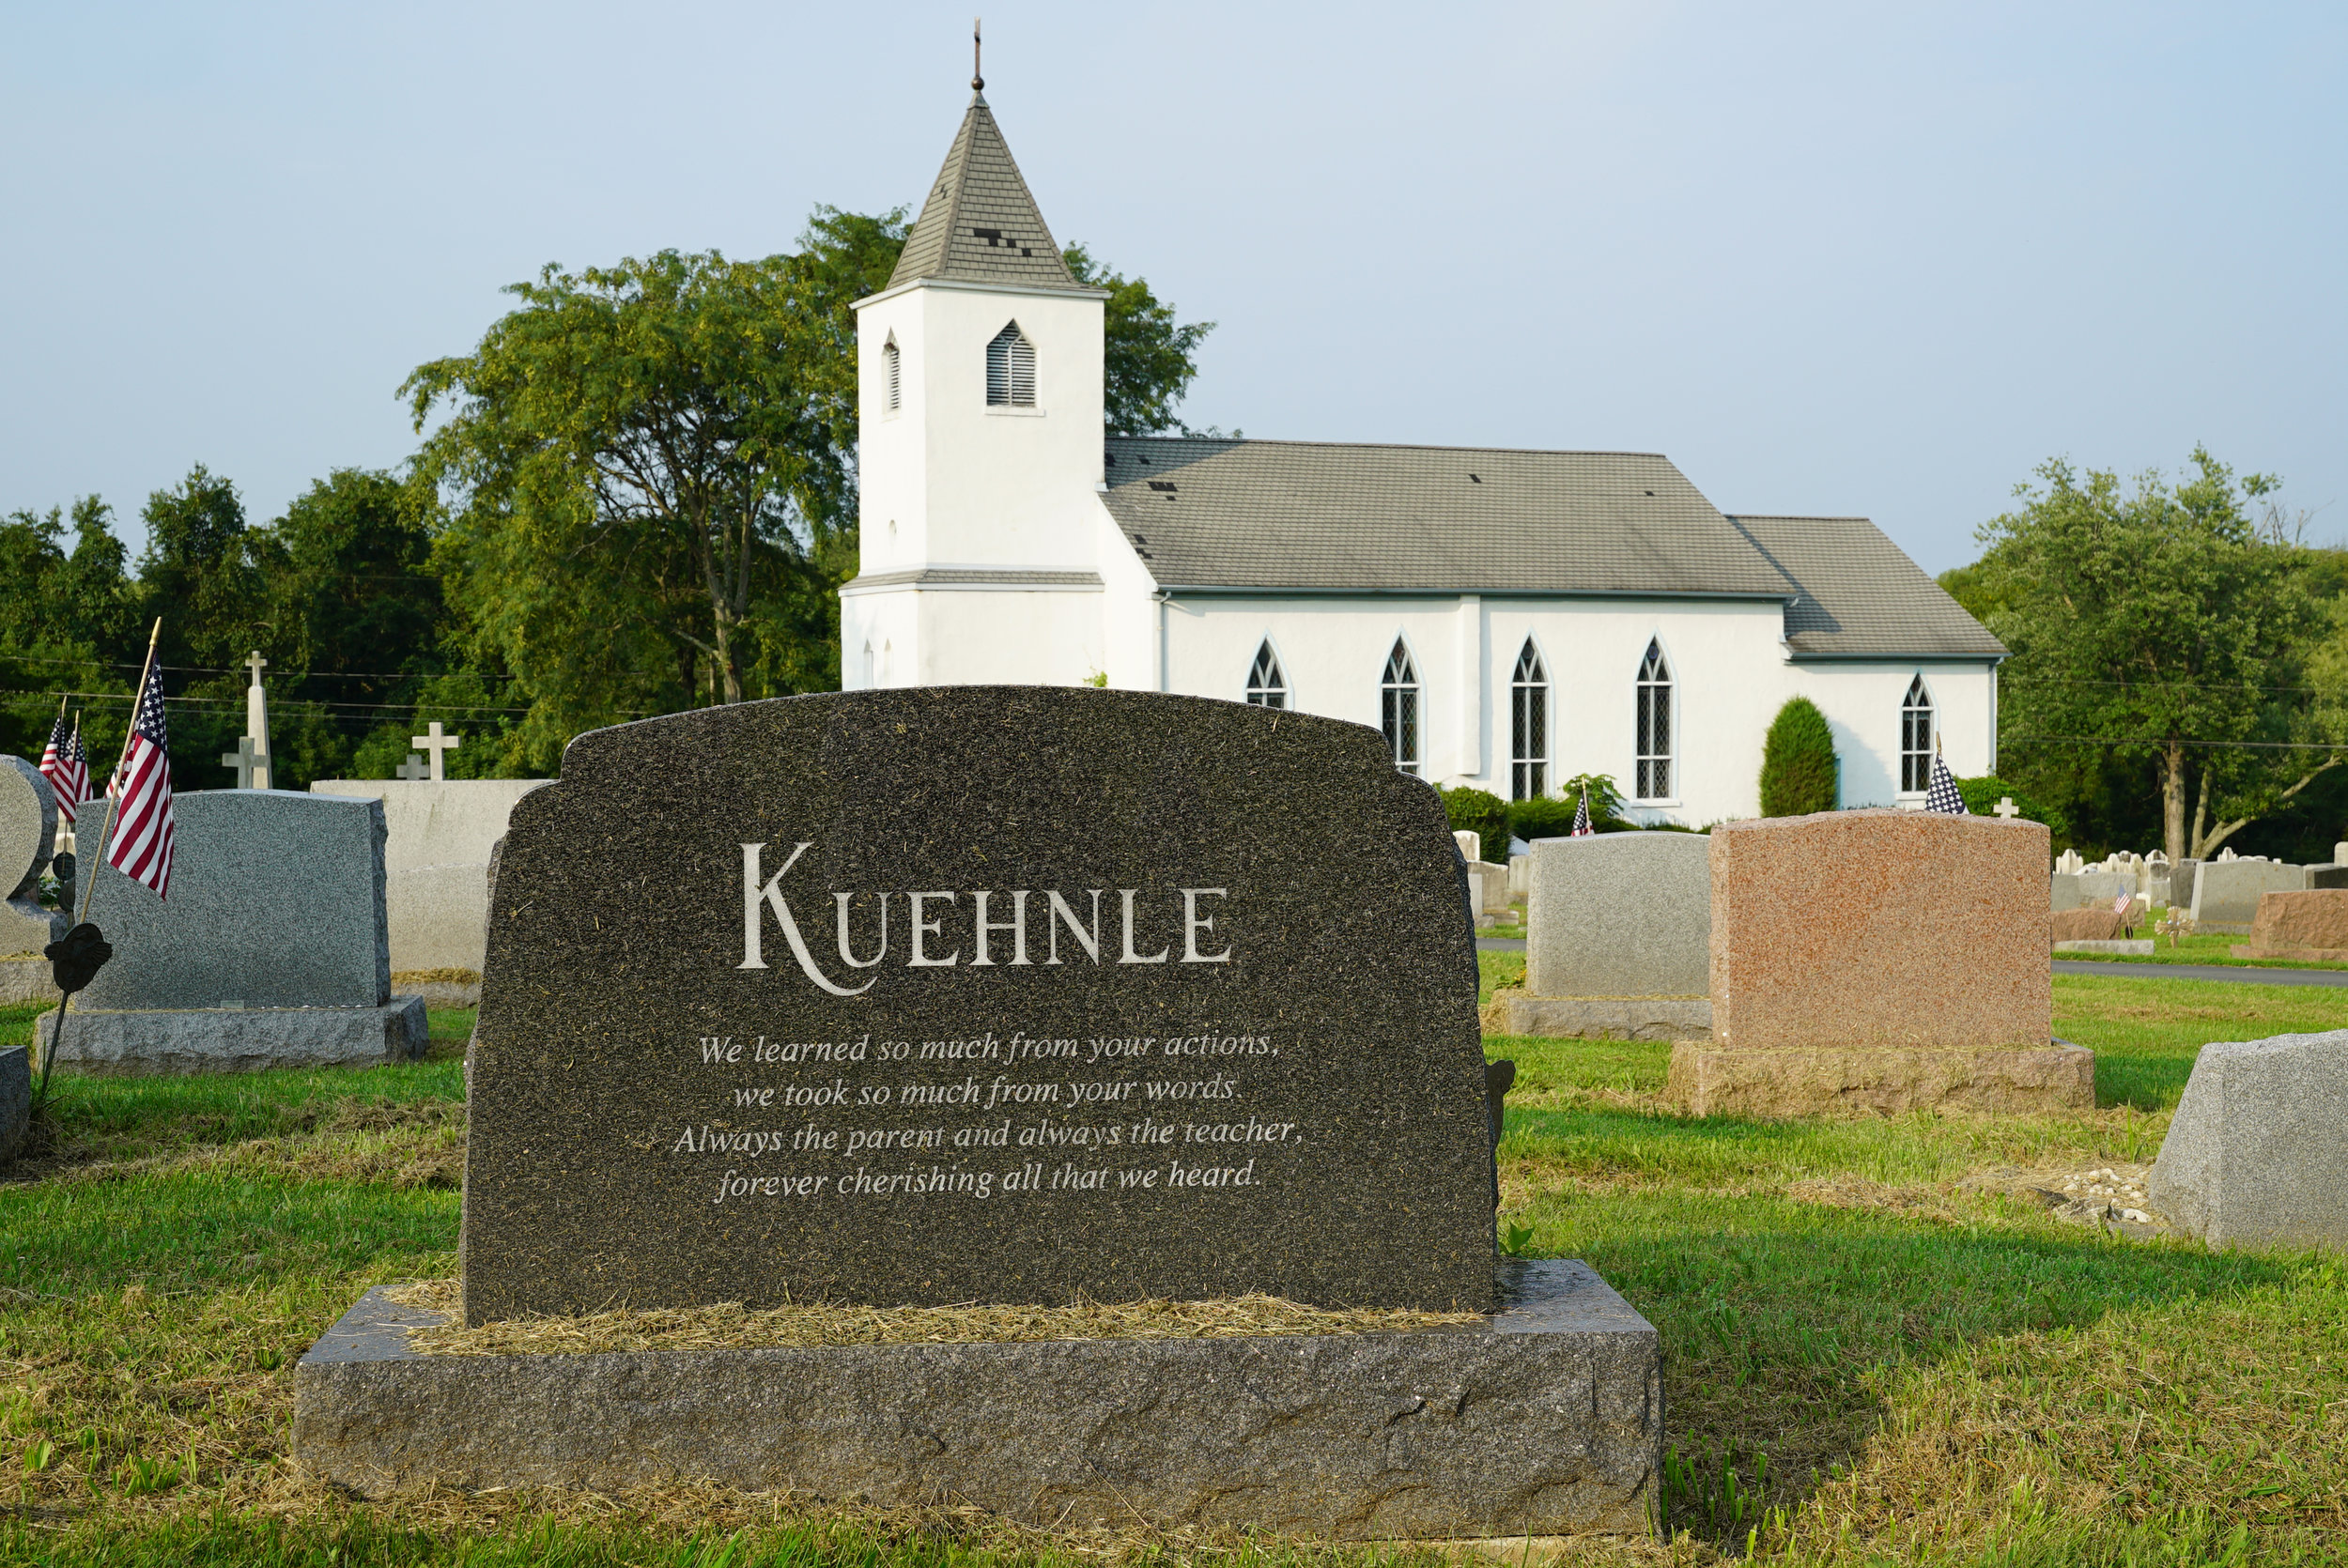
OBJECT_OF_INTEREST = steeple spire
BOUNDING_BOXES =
[885,61,1090,294]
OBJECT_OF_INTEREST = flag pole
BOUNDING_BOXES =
[76,619,162,929]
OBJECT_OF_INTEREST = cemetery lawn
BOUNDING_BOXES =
[2059,928,2348,971]
[0,982,2340,1565]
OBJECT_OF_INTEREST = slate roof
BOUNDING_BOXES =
[1726,515,2006,659]
[888,94,1089,294]
[1100,438,1795,599]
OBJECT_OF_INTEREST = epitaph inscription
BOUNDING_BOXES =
[462,689,1493,1321]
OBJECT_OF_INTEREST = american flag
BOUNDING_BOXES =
[61,721,89,817]
[103,665,177,898]
[1923,752,1969,816]
[1570,787,1596,838]
[38,711,76,823]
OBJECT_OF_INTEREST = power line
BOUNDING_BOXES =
[2009,733,2348,751]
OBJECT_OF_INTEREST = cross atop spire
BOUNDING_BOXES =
[885,65,1094,295]
[972,15,983,92]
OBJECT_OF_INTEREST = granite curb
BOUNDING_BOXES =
[35,997,427,1076]
[293,1258,1663,1540]
[1497,994,1711,1042]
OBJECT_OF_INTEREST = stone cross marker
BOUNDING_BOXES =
[409,722,460,781]
[462,689,1495,1323]
[245,650,272,790]
[1993,796,2020,820]
[220,736,262,789]
[394,755,432,782]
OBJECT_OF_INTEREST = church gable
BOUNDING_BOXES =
[1728,515,2004,660]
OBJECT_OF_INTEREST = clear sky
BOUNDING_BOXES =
[5,2,2342,573]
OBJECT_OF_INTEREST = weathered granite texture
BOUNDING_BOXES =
[1498,994,1709,1042]
[2051,908,2129,944]
[1684,810,2076,1116]
[36,997,426,1076]
[0,959,58,1006]
[81,792,390,1009]
[2149,1031,2348,1251]
[0,757,59,958]
[1667,1041,2094,1117]
[2189,860,2308,933]
[2230,890,2348,962]
[0,1045,26,1161]
[1525,834,1708,1002]
[466,690,1493,1321]
[295,1259,1660,1538]
[312,780,549,976]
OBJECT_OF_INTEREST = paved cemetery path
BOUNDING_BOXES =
[2052,960,2348,988]
[1477,937,1528,952]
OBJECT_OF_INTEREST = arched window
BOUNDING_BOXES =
[1510,639,1549,800]
[1901,675,1934,792]
[986,321,1036,407]
[1245,641,1288,709]
[1382,639,1421,775]
[882,335,901,411]
[1635,638,1673,799]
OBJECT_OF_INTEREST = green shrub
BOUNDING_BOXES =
[1437,785,1510,863]
[1509,775,1633,841]
[1956,776,2070,838]
[1758,697,1838,816]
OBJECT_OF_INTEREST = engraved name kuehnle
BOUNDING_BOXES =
[738,842,1233,996]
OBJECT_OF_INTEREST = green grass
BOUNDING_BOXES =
[2059,927,2348,970]
[4,978,2345,1563]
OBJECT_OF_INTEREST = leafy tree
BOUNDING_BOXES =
[406,236,886,761]
[1063,244,1214,436]
[1758,697,1837,816]
[1973,449,2325,863]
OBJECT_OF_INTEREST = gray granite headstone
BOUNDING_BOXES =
[2148,1030,2348,1251]
[2188,860,2307,931]
[2170,857,2200,913]
[463,689,1493,1322]
[1524,834,1709,998]
[0,756,58,957]
[79,790,391,1008]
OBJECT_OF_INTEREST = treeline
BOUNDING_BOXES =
[1940,446,2348,865]
[0,209,1209,792]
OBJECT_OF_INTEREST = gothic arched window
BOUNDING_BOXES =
[882,335,901,412]
[1510,639,1549,800]
[1382,639,1421,775]
[1245,641,1288,709]
[1901,675,1934,793]
[986,321,1036,407]
[1635,638,1673,799]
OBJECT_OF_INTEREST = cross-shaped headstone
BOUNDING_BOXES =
[409,721,461,781]
[219,736,263,789]
[394,754,432,782]
[1993,797,2020,820]
[246,650,268,686]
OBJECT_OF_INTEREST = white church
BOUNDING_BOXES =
[842,86,2005,827]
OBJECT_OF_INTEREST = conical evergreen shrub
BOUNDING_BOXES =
[1759,697,1838,816]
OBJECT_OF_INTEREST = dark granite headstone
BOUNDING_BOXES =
[462,689,1492,1322]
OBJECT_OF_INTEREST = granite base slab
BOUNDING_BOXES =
[1666,1041,2095,1117]
[1498,994,1710,1042]
[2055,940,2155,956]
[35,998,427,1076]
[292,1259,1662,1540]
[2230,945,2348,963]
[1,1045,26,1161]
[0,957,59,1006]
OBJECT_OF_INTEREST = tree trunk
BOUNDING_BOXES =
[2162,739,2187,866]
[713,605,743,705]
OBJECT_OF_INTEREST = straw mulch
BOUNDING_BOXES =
[387,1278,1486,1358]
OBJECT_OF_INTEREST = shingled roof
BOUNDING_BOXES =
[1097,438,2002,660]
[1726,515,2006,659]
[888,94,1089,294]
[1100,438,1796,599]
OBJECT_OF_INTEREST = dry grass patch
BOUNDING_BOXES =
[387,1279,1488,1357]
[47,1099,465,1191]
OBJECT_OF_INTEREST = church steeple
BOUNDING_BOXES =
[887,88,1088,293]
